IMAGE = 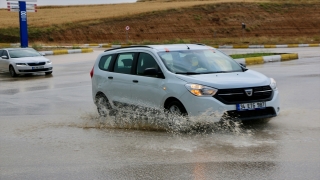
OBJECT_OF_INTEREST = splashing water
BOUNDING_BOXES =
[80,106,252,136]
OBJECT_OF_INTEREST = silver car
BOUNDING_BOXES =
[90,44,280,122]
[0,48,53,77]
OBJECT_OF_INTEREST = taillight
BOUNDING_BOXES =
[90,66,94,78]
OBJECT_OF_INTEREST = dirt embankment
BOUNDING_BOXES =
[1,2,320,44]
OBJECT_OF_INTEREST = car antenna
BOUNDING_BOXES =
[185,44,190,50]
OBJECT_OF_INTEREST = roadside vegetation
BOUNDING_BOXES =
[229,53,277,59]
[0,1,255,28]
[0,0,320,45]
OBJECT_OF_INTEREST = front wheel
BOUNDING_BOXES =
[165,100,188,116]
[95,94,113,117]
[45,71,52,75]
[9,66,17,77]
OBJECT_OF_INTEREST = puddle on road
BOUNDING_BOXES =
[74,109,279,152]
[79,108,253,136]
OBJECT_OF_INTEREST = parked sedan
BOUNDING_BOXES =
[0,48,53,77]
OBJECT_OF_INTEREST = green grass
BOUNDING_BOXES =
[230,53,277,59]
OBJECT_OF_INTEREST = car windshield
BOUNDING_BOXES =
[158,49,243,74]
[8,49,41,58]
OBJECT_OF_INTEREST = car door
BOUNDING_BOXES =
[0,50,9,71]
[130,52,167,110]
[0,50,4,70]
[107,52,136,108]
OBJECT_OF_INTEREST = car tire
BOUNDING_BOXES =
[45,71,52,75]
[9,66,17,77]
[95,94,113,117]
[165,100,188,116]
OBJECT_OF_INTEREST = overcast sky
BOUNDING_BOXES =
[1,0,137,8]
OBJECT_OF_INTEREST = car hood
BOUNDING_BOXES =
[175,70,270,89]
[10,56,48,63]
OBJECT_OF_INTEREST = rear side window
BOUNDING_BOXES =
[99,54,113,71]
[114,53,134,74]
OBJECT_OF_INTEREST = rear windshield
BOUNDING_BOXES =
[8,49,42,58]
[158,49,242,74]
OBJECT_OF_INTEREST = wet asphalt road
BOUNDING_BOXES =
[1,47,320,180]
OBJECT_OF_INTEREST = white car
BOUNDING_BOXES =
[90,44,280,122]
[0,48,53,77]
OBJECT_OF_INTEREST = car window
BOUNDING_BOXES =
[114,53,134,74]
[2,50,8,58]
[203,50,236,71]
[158,49,242,73]
[0,50,3,56]
[99,54,113,71]
[8,49,41,58]
[136,53,160,77]
[159,53,174,71]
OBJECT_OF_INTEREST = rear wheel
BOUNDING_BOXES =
[95,94,113,117]
[9,66,17,77]
[165,100,187,116]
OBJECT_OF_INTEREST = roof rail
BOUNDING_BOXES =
[104,45,153,52]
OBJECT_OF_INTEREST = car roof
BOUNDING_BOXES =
[103,44,214,53]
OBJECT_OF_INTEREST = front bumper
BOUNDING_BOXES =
[15,64,53,74]
[180,90,280,122]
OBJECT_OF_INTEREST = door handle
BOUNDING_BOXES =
[132,80,138,83]
[108,76,113,79]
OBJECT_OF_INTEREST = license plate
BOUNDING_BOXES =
[32,66,44,69]
[236,102,266,111]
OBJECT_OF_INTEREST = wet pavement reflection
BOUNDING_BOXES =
[1,48,320,179]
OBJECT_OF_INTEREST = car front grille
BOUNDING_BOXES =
[19,68,51,72]
[214,86,273,104]
[222,107,277,121]
[27,62,46,66]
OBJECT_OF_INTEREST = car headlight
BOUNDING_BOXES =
[270,78,277,90]
[16,63,27,66]
[185,83,217,96]
[46,60,52,64]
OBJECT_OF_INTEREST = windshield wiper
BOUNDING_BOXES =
[202,71,228,74]
[175,72,201,75]
[176,71,242,75]
[176,71,227,75]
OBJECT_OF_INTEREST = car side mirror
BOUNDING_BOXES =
[239,63,246,68]
[144,68,165,79]
[1,55,8,59]
[40,52,46,56]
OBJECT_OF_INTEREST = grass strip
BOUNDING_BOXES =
[230,53,277,59]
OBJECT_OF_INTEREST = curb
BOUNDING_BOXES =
[83,44,130,48]
[234,53,299,65]
[0,43,13,48]
[38,47,299,66]
[40,48,93,56]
